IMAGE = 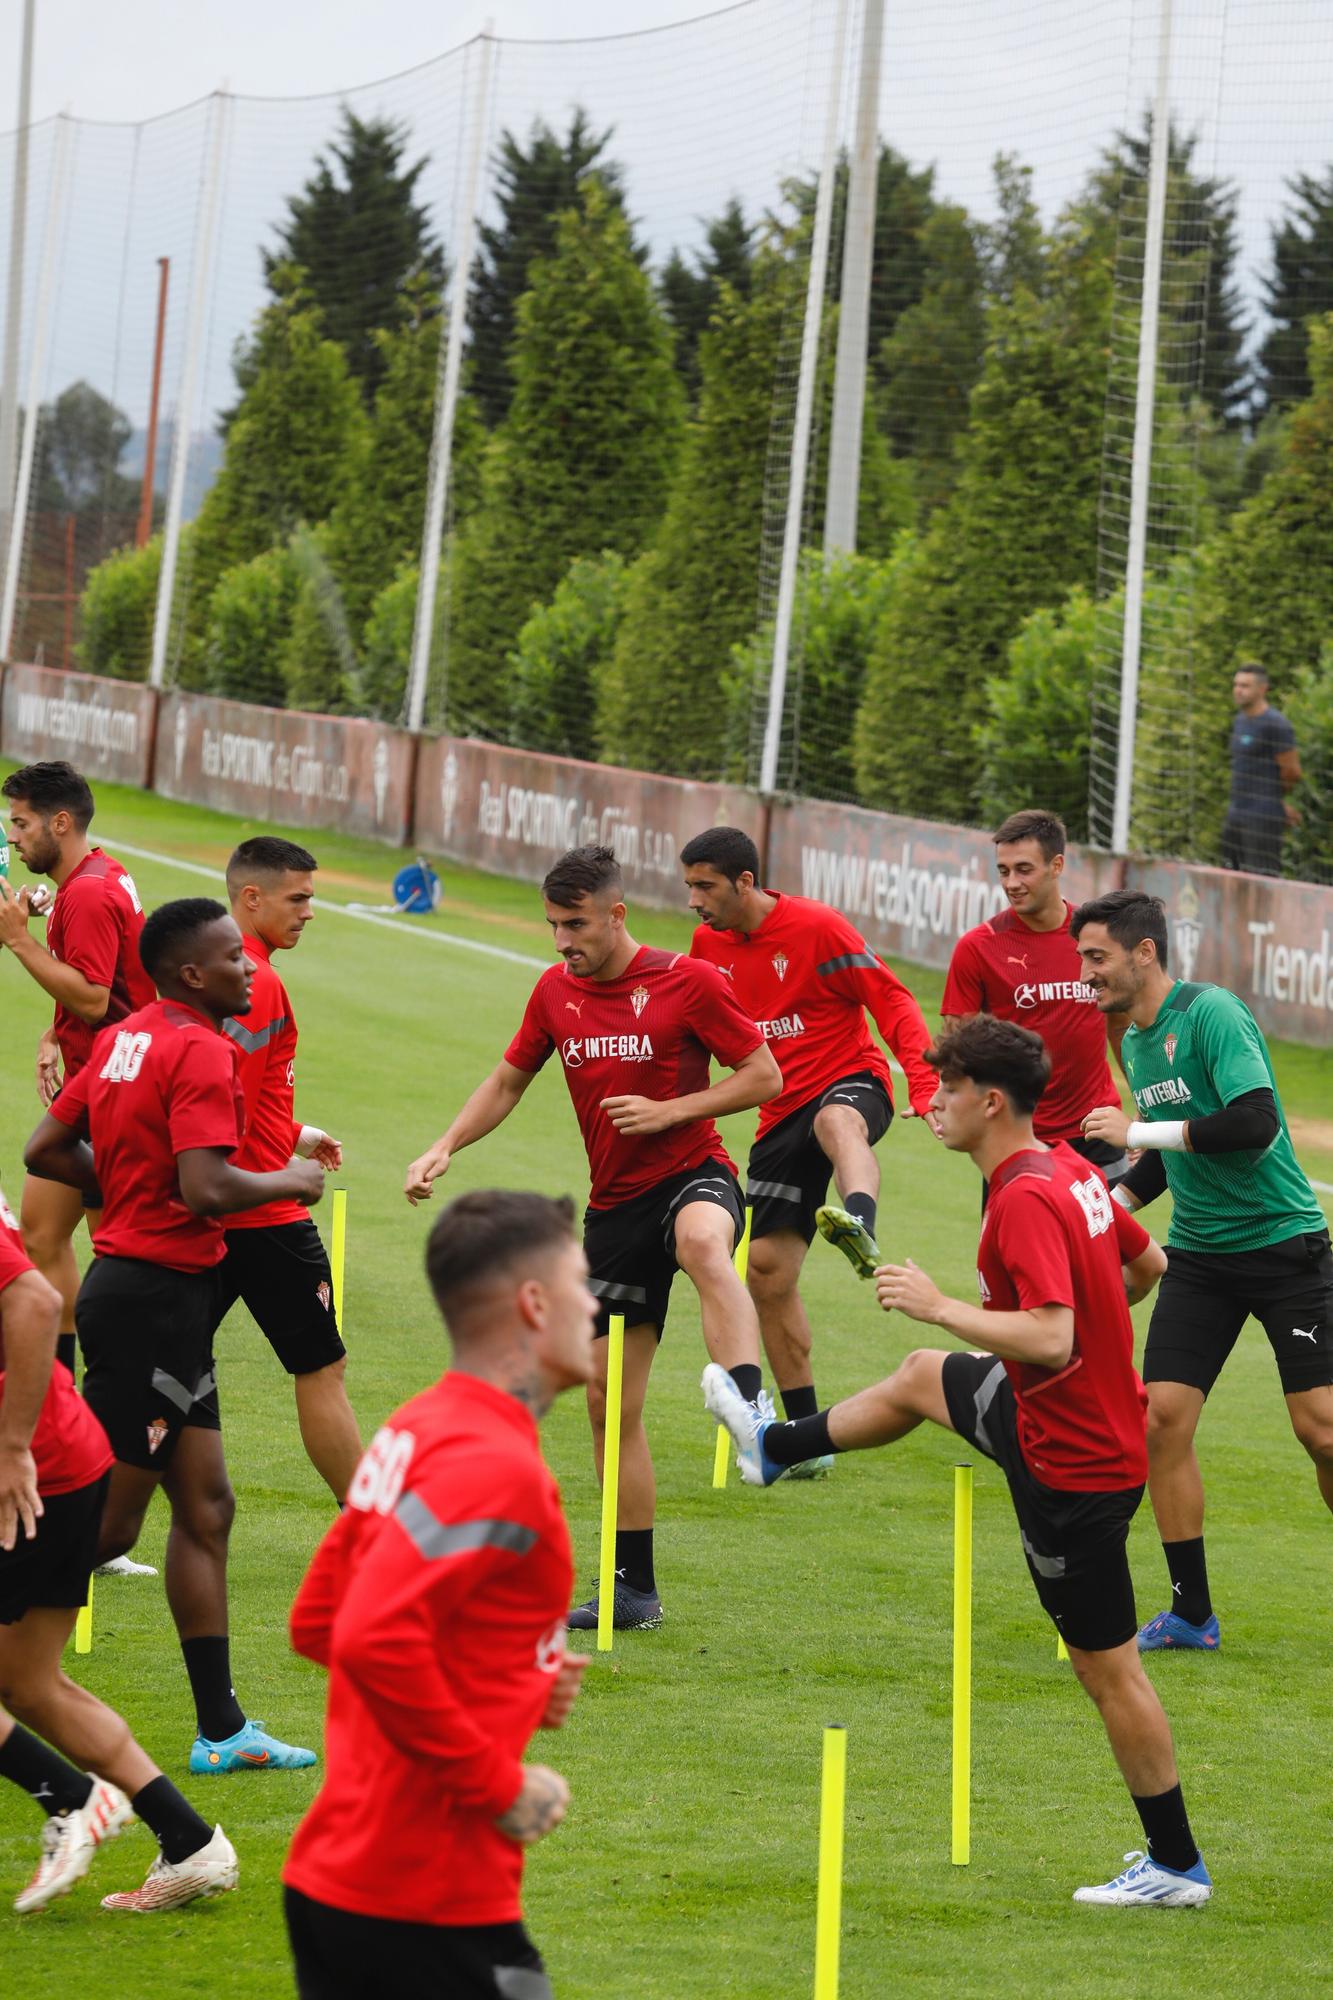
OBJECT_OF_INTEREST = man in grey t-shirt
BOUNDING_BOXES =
[1220,664,1302,878]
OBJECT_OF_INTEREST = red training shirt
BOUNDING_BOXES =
[504,945,763,1209]
[941,905,1119,1142]
[46,848,155,1078]
[49,999,245,1273]
[0,1188,112,1495]
[689,893,937,1136]
[284,1373,574,1929]
[978,1142,1150,1492]
[222,934,304,1230]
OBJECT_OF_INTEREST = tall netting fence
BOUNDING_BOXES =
[2,0,1333,883]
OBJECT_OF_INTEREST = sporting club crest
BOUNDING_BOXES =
[1164,1033,1177,1066]
[317,1280,332,1313]
[771,951,789,982]
[146,1417,169,1456]
[630,983,649,1018]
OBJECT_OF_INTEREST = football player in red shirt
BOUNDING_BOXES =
[24,898,326,1776]
[284,1188,592,1999]
[0,762,154,1375]
[707,1016,1213,1908]
[0,1186,236,1914]
[219,837,361,1502]
[683,826,937,1452]
[405,844,781,1632]
[941,810,1125,1181]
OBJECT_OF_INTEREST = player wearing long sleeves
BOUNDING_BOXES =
[1074,889,1333,1653]
[404,844,781,1634]
[683,826,937,1444]
[706,1016,1212,1910]
[284,1189,592,2000]
[218,837,361,1503]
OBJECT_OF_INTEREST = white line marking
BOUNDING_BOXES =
[105,834,549,972]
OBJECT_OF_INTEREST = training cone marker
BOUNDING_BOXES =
[1057,1633,1069,1661]
[712,1207,754,1488]
[597,1314,625,1654]
[814,1725,847,1998]
[952,1463,972,1866]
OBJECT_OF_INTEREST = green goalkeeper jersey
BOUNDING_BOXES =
[1122,980,1324,1255]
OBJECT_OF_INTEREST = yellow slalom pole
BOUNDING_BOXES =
[596,1314,625,1654]
[74,1572,93,1655]
[713,1206,754,1489]
[330,1188,347,1330]
[951,1463,973,1866]
[814,1725,847,1999]
[1056,1634,1069,1661]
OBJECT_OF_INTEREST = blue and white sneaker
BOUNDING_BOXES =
[1137,1609,1220,1653]
[189,1719,316,1775]
[1073,1849,1212,1907]
[701,1365,786,1486]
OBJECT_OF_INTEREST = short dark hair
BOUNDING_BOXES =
[425,1190,578,1326]
[226,835,318,898]
[1234,661,1269,684]
[139,897,229,986]
[541,845,622,907]
[1070,889,1169,968]
[992,809,1066,860]
[926,1017,1051,1116]
[679,826,761,884]
[1,760,95,830]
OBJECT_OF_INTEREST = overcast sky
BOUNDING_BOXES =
[4,0,1333,430]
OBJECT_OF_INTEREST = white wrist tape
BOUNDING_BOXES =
[295,1125,327,1158]
[1126,1119,1187,1152]
[1111,1183,1136,1210]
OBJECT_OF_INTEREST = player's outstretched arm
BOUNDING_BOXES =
[177,1146,325,1218]
[0,1269,61,1550]
[875,1258,1075,1369]
[601,1041,780,1137]
[403,1061,536,1204]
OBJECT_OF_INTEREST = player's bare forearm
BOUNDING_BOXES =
[178,1148,325,1217]
[875,1259,1074,1368]
[0,922,108,1022]
[601,1044,779,1135]
[404,1063,534,1202]
[0,1272,61,1454]
[1122,1239,1166,1307]
[22,1115,101,1198]
[494,1764,570,1845]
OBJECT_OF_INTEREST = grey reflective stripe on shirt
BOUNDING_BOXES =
[494,1969,554,2000]
[746,1177,802,1204]
[150,1365,215,1413]
[222,1014,289,1054]
[971,1358,1007,1458]
[588,1278,649,1305]
[816,951,878,977]
[393,1490,537,1562]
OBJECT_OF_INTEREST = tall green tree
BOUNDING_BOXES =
[1255,166,1333,413]
[447,179,684,739]
[659,198,756,401]
[183,268,368,675]
[467,110,634,427]
[876,204,986,514]
[34,381,139,517]
[252,109,444,406]
[855,228,1110,821]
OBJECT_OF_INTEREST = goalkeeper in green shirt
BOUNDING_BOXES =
[1073,889,1332,1654]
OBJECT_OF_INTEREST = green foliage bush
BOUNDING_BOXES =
[509,552,631,760]
[77,535,163,681]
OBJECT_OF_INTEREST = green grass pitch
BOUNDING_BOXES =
[0,774,1329,1997]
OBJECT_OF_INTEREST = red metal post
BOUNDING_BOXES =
[136,256,170,550]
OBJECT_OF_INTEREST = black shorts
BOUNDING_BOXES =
[0,1473,109,1625]
[76,1256,221,1471]
[215,1221,345,1376]
[284,1887,551,2000]
[941,1353,1143,1652]
[747,1071,894,1244]
[1221,816,1283,879]
[1144,1228,1333,1396]
[584,1163,745,1340]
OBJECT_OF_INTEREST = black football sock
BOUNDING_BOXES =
[728,1362,763,1404]
[56,1332,77,1374]
[1132,1783,1199,1874]
[0,1724,94,1816]
[764,1410,837,1467]
[613,1529,655,1596]
[844,1193,878,1238]
[131,1777,214,1865]
[780,1384,819,1421]
[181,1637,245,1743]
[1163,1537,1212,1627]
